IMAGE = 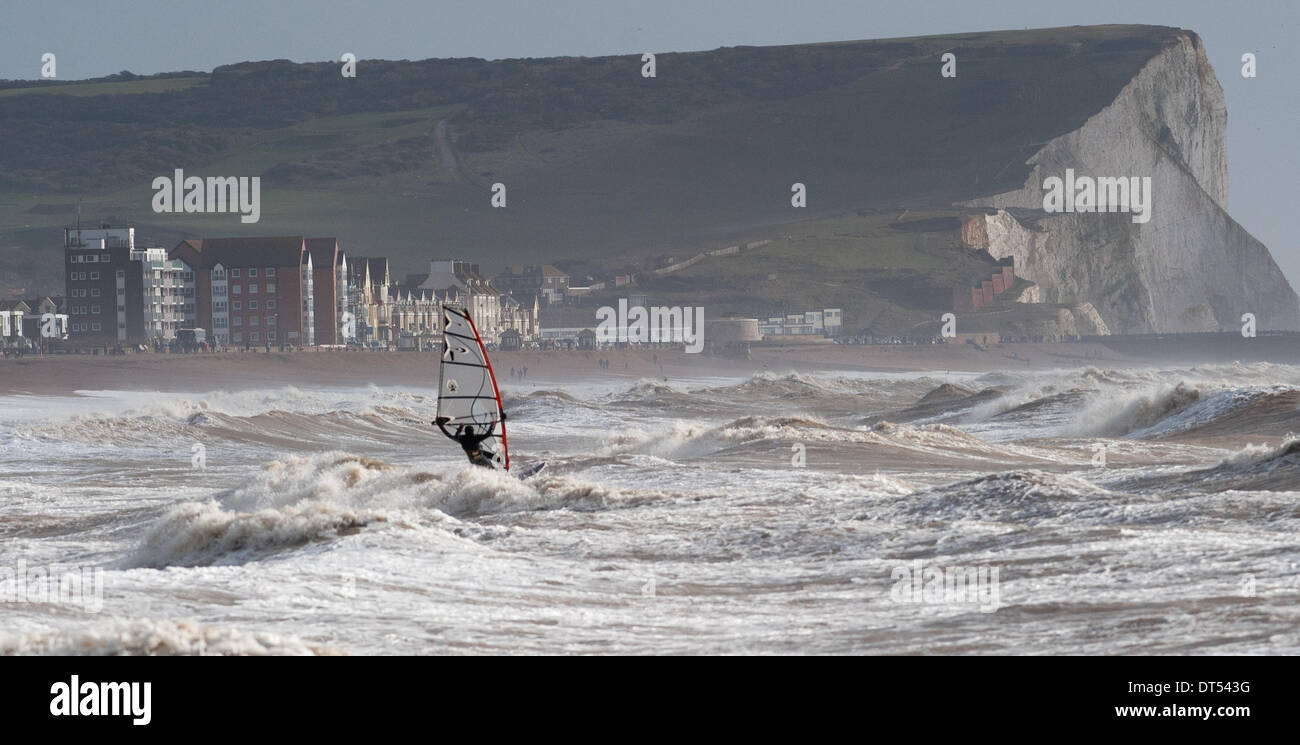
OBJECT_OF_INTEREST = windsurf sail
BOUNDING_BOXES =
[434,305,509,470]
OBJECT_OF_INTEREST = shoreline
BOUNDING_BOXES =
[1,338,1291,396]
[0,340,1138,396]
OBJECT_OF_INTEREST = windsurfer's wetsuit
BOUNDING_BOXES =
[453,422,498,469]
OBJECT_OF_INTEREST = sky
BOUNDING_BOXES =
[1,0,1296,281]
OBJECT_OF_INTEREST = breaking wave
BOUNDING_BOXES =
[905,470,1112,523]
[10,386,435,450]
[127,452,675,568]
[0,619,344,656]
[598,413,1055,464]
[1131,435,1300,493]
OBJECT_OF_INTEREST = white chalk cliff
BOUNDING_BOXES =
[961,31,1298,333]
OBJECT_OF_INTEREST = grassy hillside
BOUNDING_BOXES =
[0,25,1182,306]
[567,209,1007,333]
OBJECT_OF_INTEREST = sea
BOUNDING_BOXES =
[2,362,1299,654]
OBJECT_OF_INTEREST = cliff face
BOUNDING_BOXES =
[963,32,1298,333]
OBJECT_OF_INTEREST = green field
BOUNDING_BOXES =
[0,76,206,98]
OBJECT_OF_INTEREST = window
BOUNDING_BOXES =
[266,268,276,277]
[233,301,241,311]
[91,289,101,297]
[117,270,125,279]
[266,316,276,326]
[100,253,109,262]
[248,300,258,310]
[213,269,226,280]
[69,271,77,281]
[117,305,125,312]
[214,301,227,312]
[91,305,101,314]
[249,268,257,278]
[249,284,258,294]
[89,272,99,280]
[249,332,259,342]
[266,299,277,310]
[232,285,241,295]
[249,316,259,326]
[85,255,97,263]
[233,333,243,343]
[232,317,242,327]
[231,268,240,278]
[267,331,277,342]
[266,284,275,293]
[91,323,101,332]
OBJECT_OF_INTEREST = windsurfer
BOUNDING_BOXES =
[452,421,499,469]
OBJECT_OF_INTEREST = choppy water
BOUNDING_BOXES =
[2,362,1299,654]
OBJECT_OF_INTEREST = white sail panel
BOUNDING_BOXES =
[435,305,509,469]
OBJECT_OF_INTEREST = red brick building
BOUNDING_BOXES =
[171,236,311,348]
[305,238,341,346]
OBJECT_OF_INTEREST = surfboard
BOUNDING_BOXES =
[514,461,547,480]
[433,305,509,470]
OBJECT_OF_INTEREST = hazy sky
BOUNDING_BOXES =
[2,0,1296,280]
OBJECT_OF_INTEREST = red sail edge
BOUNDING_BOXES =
[462,309,509,470]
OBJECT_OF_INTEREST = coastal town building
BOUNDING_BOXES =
[19,296,69,349]
[500,292,540,341]
[346,256,391,344]
[170,236,312,348]
[953,259,1017,312]
[57,229,541,351]
[758,308,843,337]
[492,264,571,304]
[418,260,502,338]
[305,238,345,346]
[63,226,190,346]
[0,300,29,350]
